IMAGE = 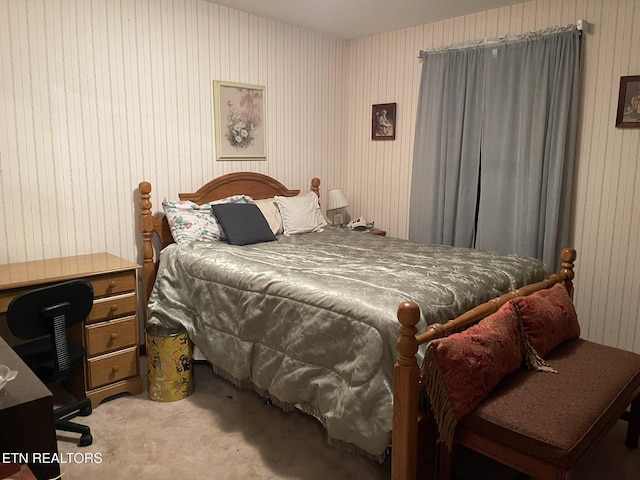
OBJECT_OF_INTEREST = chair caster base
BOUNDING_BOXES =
[79,433,93,447]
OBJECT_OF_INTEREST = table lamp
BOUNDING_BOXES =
[326,188,349,226]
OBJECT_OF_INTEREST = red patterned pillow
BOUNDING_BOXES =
[513,283,579,358]
[422,302,522,448]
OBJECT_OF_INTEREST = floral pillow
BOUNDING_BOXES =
[513,282,579,358]
[421,302,522,449]
[162,195,253,244]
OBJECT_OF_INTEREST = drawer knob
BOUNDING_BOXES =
[109,280,117,288]
[112,365,120,373]
[110,305,118,312]
[110,333,118,340]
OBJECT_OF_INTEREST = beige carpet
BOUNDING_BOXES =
[53,360,640,480]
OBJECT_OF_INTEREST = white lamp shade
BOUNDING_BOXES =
[326,189,349,211]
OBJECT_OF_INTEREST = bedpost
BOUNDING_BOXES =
[311,178,320,198]
[392,301,421,480]
[139,181,155,325]
[560,248,577,298]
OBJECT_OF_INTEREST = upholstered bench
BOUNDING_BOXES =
[421,282,640,480]
[451,338,640,479]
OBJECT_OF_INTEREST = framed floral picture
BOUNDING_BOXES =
[213,81,267,160]
[371,103,396,140]
[615,75,640,128]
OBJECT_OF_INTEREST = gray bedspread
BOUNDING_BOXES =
[147,227,548,458]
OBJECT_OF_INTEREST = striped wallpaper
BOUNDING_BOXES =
[0,0,346,263]
[1,0,639,353]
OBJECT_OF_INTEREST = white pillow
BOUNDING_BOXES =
[274,192,328,235]
[162,195,253,244]
[254,198,282,235]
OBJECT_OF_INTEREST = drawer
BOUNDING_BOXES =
[90,271,136,298]
[87,292,136,324]
[1,284,64,313]
[0,290,18,313]
[87,347,138,389]
[85,315,137,357]
[0,270,135,312]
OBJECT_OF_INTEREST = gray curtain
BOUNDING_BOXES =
[409,28,581,270]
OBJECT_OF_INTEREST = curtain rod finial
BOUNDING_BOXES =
[576,19,588,31]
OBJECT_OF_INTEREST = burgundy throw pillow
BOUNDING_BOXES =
[513,282,579,358]
[422,302,522,448]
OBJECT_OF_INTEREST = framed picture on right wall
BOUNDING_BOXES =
[372,103,396,140]
[615,75,640,128]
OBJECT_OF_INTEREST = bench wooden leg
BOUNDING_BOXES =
[625,393,640,448]
[436,442,454,480]
[531,471,573,480]
[530,474,572,480]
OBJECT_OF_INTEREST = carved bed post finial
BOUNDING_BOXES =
[311,178,320,198]
[392,301,420,480]
[139,181,153,265]
[139,181,154,323]
[396,302,420,364]
[561,248,577,298]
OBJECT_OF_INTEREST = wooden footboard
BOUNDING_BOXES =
[391,248,577,480]
[138,172,320,324]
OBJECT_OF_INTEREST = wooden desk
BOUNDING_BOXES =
[0,253,143,408]
[0,336,60,480]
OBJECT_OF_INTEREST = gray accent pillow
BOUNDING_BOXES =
[211,203,277,246]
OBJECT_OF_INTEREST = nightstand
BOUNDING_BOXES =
[366,229,386,236]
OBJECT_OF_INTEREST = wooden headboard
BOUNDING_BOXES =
[139,172,320,319]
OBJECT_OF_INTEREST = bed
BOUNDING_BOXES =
[138,172,553,466]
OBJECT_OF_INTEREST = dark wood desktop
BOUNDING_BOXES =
[0,336,59,480]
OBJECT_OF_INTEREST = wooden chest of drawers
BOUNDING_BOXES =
[0,253,143,408]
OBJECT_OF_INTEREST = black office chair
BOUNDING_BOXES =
[7,279,94,447]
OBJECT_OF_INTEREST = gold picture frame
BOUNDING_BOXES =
[213,81,267,160]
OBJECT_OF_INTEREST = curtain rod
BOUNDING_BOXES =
[417,20,588,58]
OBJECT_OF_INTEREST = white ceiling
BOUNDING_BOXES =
[207,0,526,40]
